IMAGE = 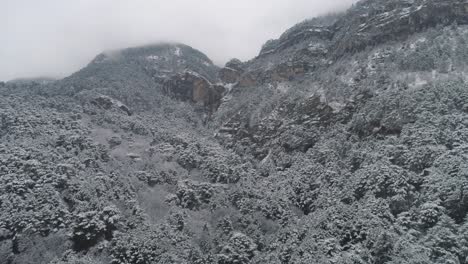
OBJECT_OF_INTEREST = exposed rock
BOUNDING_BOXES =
[91,95,132,116]
[217,94,339,159]
[107,136,122,148]
[268,61,308,82]
[245,0,468,86]
[219,59,246,84]
[126,152,141,160]
[259,26,333,57]
[163,71,226,111]
[237,73,258,87]
[219,67,242,84]
[225,58,245,72]
[92,96,114,109]
[332,0,468,55]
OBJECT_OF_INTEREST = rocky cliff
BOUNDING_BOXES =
[233,0,468,86]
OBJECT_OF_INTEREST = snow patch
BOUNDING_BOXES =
[147,55,160,61]
[260,149,272,165]
[185,70,212,85]
[308,43,328,54]
[408,75,429,89]
[316,89,327,103]
[224,83,235,93]
[409,37,427,50]
[328,101,346,113]
[276,83,291,93]
[174,46,182,56]
[415,5,424,12]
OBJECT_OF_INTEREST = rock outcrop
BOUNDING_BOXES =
[333,0,468,55]
[163,71,226,111]
[91,95,133,116]
[219,59,246,84]
[235,0,468,86]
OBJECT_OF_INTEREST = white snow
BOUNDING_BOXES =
[224,82,235,92]
[174,46,182,56]
[276,82,291,93]
[415,5,424,12]
[265,62,275,71]
[328,101,346,113]
[307,28,326,33]
[409,75,429,88]
[378,11,391,18]
[185,70,212,85]
[316,89,327,103]
[400,7,412,16]
[223,67,238,72]
[146,55,160,61]
[308,43,328,53]
[409,37,427,50]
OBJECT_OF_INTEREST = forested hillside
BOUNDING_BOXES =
[1,0,468,263]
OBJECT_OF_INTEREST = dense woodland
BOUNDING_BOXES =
[2,0,468,263]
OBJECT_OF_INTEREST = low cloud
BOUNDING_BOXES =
[0,0,357,81]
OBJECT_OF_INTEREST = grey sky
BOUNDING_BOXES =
[1,0,357,81]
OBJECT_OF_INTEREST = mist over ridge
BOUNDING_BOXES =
[0,0,357,81]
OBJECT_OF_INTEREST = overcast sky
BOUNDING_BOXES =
[1,0,357,81]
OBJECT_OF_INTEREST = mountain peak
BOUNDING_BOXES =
[87,42,217,79]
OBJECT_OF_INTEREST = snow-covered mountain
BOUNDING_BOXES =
[2,0,468,263]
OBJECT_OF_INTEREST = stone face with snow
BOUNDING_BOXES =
[91,95,133,116]
[240,0,468,86]
[219,68,242,84]
[333,0,468,55]
[107,136,122,148]
[225,59,245,72]
[163,71,226,111]
[219,59,245,84]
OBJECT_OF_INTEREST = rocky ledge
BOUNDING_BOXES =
[163,71,226,111]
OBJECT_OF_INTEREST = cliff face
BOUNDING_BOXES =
[163,71,225,111]
[333,0,468,53]
[2,0,468,263]
[237,0,468,86]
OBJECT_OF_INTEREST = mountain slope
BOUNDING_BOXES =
[2,0,468,263]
